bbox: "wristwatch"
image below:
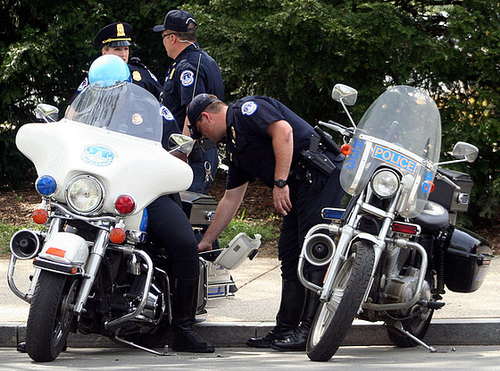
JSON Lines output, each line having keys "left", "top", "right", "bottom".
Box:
{"left": 274, "top": 179, "right": 288, "bottom": 188}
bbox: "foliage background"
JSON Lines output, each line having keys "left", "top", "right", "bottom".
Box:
{"left": 1, "top": 0, "right": 498, "bottom": 227}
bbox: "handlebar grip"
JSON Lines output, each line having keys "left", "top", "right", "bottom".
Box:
{"left": 314, "top": 126, "right": 341, "bottom": 156}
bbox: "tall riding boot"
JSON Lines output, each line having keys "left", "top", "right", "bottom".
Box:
{"left": 271, "top": 271, "right": 324, "bottom": 351}
{"left": 246, "top": 278, "right": 305, "bottom": 348}
{"left": 170, "top": 277, "right": 215, "bottom": 353}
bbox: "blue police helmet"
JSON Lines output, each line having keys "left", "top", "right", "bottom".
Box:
{"left": 88, "top": 54, "right": 131, "bottom": 87}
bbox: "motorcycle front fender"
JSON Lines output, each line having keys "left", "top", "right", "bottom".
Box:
{"left": 37, "top": 232, "right": 89, "bottom": 266}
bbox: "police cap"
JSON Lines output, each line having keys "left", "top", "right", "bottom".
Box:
{"left": 187, "top": 94, "right": 219, "bottom": 139}
{"left": 93, "top": 22, "right": 132, "bottom": 47}
{"left": 153, "top": 10, "right": 197, "bottom": 33}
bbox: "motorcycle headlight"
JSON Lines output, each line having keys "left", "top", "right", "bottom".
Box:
{"left": 65, "top": 175, "right": 104, "bottom": 214}
{"left": 371, "top": 169, "right": 400, "bottom": 199}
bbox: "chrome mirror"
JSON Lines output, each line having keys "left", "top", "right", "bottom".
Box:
{"left": 34, "top": 104, "right": 59, "bottom": 122}
{"left": 331, "top": 84, "right": 358, "bottom": 106}
{"left": 168, "top": 134, "right": 194, "bottom": 154}
{"left": 452, "top": 141, "right": 479, "bottom": 163}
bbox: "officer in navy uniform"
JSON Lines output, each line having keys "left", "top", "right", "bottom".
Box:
{"left": 187, "top": 94, "right": 345, "bottom": 352}
{"left": 154, "top": 10, "right": 224, "bottom": 194}
{"left": 70, "top": 22, "right": 163, "bottom": 102}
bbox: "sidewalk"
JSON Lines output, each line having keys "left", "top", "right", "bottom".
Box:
{"left": 1, "top": 256, "right": 499, "bottom": 348}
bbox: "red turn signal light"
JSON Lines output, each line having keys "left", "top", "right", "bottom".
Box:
{"left": 115, "top": 195, "right": 135, "bottom": 215}
{"left": 32, "top": 209, "right": 49, "bottom": 224}
{"left": 341, "top": 143, "right": 352, "bottom": 156}
{"left": 110, "top": 228, "right": 126, "bottom": 244}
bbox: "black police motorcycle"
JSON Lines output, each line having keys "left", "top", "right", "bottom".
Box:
{"left": 298, "top": 84, "right": 493, "bottom": 361}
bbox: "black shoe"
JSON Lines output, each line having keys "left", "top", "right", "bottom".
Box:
{"left": 271, "top": 327, "right": 308, "bottom": 351}
{"left": 246, "top": 328, "right": 295, "bottom": 348}
{"left": 171, "top": 329, "right": 215, "bottom": 353}
{"left": 17, "top": 341, "right": 26, "bottom": 353}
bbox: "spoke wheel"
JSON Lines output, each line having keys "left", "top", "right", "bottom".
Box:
{"left": 307, "top": 241, "right": 375, "bottom": 362}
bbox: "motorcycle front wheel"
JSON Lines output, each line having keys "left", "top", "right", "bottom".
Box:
{"left": 26, "top": 270, "right": 78, "bottom": 362}
{"left": 307, "top": 241, "right": 375, "bottom": 362}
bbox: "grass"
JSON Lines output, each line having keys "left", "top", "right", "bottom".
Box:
{"left": 0, "top": 223, "right": 25, "bottom": 255}
{"left": 218, "top": 214, "right": 279, "bottom": 248}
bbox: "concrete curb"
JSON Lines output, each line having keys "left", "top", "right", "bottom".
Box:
{"left": 2, "top": 319, "right": 499, "bottom": 349}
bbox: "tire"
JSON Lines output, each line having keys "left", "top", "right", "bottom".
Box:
{"left": 386, "top": 275, "right": 434, "bottom": 347}
{"left": 26, "top": 270, "right": 78, "bottom": 362}
{"left": 307, "top": 241, "right": 375, "bottom": 362}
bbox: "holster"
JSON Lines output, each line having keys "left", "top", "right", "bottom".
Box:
{"left": 189, "top": 138, "right": 217, "bottom": 162}
{"left": 298, "top": 131, "right": 339, "bottom": 176}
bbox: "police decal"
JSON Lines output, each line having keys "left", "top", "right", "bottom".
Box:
{"left": 241, "top": 101, "right": 258, "bottom": 116}
{"left": 180, "top": 70, "right": 195, "bottom": 86}
{"left": 160, "top": 105, "right": 175, "bottom": 121}
{"left": 81, "top": 145, "right": 115, "bottom": 167}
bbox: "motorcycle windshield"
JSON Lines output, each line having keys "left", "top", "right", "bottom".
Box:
{"left": 66, "top": 82, "right": 163, "bottom": 143}
{"left": 340, "top": 85, "right": 442, "bottom": 218}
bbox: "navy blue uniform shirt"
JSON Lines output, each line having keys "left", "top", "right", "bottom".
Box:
{"left": 225, "top": 96, "right": 319, "bottom": 190}
{"left": 162, "top": 43, "right": 225, "bottom": 130}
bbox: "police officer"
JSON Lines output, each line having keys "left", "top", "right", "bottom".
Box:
{"left": 71, "top": 22, "right": 163, "bottom": 102}
{"left": 153, "top": 10, "right": 224, "bottom": 194}
{"left": 188, "top": 94, "right": 345, "bottom": 352}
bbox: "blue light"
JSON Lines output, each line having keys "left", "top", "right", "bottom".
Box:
{"left": 140, "top": 209, "right": 149, "bottom": 232}
{"left": 35, "top": 175, "right": 57, "bottom": 196}
{"left": 322, "top": 208, "right": 344, "bottom": 220}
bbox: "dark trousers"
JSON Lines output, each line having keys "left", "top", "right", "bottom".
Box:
{"left": 146, "top": 195, "right": 200, "bottom": 279}
{"left": 278, "top": 157, "right": 344, "bottom": 280}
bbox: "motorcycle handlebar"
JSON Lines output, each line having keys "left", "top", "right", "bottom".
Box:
{"left": 436, "top": 168, "right": 461, "bottom": 190}
{"left": 318, "top": 120, "right": 354, "bottom": 137}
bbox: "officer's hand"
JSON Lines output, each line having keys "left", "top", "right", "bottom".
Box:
{"left": 273, "top": 185, "right": 292, "bottom": 216}
{"left": 198, "top": 241, "right": 213, "bottom": 252}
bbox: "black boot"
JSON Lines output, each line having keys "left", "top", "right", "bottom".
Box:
{"left": 170, "top": 277, "right": 215, "bottom": 353}
{"left": 271, "top": 271, "right": 324, "bottom": 351}
{"left": 246, "top": 278, "right": 305, "bottom": 348}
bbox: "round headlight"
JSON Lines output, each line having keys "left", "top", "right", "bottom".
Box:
{"left": 371, "top": 169, "right": 400, "bottom": 199}
{"left": 66, "top": 175, "right": 104, "bottom": 214}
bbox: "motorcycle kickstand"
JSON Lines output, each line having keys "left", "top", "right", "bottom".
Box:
{"left": 393, "top": 321, "right": 437, "bottom": 353}
{"left": 113, "top": 335, "right": 173, "bottom": 356}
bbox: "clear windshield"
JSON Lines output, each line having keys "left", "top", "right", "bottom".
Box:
{"left": 65, "top": 82, "right": 163, "bottom": 142}
{"left": 340, "top": 85, "right": 442, "bottom": 218}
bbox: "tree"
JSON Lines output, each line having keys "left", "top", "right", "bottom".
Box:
{"left": 1, "top": 0, "right": 498, "bottom": 226}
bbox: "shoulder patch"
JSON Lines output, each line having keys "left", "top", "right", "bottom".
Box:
{"left": 180, "top": 70, "right": 195, "bottom": 87}
{"left": 160, "top": 105, "right": 175, "bottom": 121}
{"left": 241, "top": 101, "right": 258, "bottom": 116}
{"left": 77, "top": 77, "right": 89, "bottom": 92}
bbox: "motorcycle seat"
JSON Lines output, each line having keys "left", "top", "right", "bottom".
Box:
{"left": 411, "top": 201, "right": 449, "bottom": 234}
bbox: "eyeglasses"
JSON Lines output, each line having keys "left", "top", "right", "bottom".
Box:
{"left": 162, "top": 32, "right": 179, "bottom": 39}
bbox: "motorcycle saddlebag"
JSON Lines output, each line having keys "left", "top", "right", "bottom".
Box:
{"left": 444, "top": 226, "right": 493, "bottom": 293}
{"left": 429, "top": 169, "right": 473, "bottom": 213}
{"left": 180, "top": 191, "right": 217, "bottom": 226}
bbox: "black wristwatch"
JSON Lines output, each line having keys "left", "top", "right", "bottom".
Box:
{"left": 274, "top": 179, "right": 288, "bottom": 188}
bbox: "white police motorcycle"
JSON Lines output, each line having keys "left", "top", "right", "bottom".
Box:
{"left": 298, "top": 84, "right": 492, "bottom": 361}
{"left": 7, "top": 55, "right": 259, "bottom": 362}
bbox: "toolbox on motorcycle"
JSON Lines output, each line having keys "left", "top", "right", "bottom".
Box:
{"left": 444, "top": 226, "right": 493, "bottom": 293}
{"left": 429, "top": 169, "right": 473, "bottom": 213}
{"left": 180, "top": 191, "right": 217, "bottom": 226}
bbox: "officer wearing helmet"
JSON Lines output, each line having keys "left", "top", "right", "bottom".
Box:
{"left": 70, "top": 22, "right": 164, "bottom": 102}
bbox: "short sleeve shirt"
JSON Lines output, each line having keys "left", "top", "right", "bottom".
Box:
{"left": 225, "top": 96, "right": 315, "bottom": 189}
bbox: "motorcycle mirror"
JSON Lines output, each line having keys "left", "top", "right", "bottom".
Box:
{"left": 168, "top": 134, "right": 194, "bottom": 154}
{"left": 332, "top": 84, "right": 358, "bottom": 106}
{"left": 34, "top": 104, "right": 59, "bottom": 122}
{"left": 452, "top": 141, "right": 479, "bottom": 163}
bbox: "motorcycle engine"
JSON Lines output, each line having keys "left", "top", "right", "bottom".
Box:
{"left": 381, "top": 267, "right": 431, "bottom": 317}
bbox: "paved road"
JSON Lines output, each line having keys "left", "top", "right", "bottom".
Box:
{"left": 1, "top": 346, "right": 499, "bottom": 370}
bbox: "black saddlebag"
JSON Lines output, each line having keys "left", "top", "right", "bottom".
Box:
{"left": 444, "top": 226, "right": 493, "bottom": 293}
{"left": 429, "top": 169, "right": 473, "bottom": 213}
{"left": 180, "top": 191, "right": 217, "bottom": 227}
